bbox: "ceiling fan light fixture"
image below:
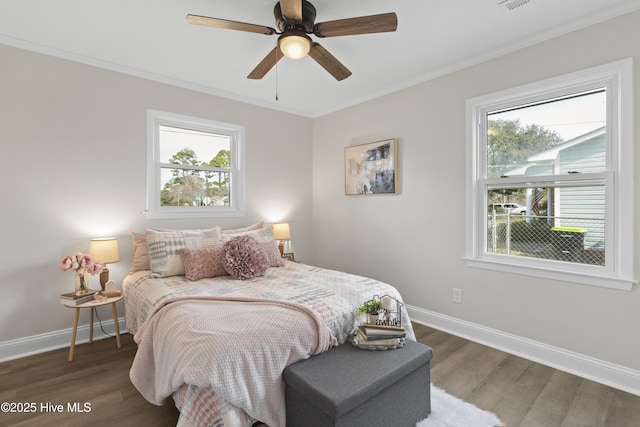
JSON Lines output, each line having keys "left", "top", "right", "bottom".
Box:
{"left": 278, "top": 32, "right": 312, "bottom": 60}
{"left": 189, "top": 2, "right": 398, "bottom": 80}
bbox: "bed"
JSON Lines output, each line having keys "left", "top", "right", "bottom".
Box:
{"left": 124, "top": 224, "right": 415, "bottom": 427}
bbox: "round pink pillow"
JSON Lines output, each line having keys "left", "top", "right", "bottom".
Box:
{"left": 222, "top": 235, "right": 270, "bottom": 280}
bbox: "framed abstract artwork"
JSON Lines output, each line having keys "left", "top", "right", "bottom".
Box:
{"left": 344, "top": 138, "right": 398, "bottom": 195}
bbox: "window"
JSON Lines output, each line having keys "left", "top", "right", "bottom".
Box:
{"left": 465, "top": 59, "right": 634, "bottom": 290}
{"left": 146, "top": 110, "right": 244, "bottom": 219}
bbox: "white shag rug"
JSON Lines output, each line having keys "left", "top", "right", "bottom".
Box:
{"left": 417, "top": 384, "right": 503, "bottom": 427}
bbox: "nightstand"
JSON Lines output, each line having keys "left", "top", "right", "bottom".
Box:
{"left": 62, "top": 295, "right": 123, "bottom": 361}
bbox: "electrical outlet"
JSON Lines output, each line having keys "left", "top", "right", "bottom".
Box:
{"left": 453, "top": 288, "right": 463, "bottom": 304}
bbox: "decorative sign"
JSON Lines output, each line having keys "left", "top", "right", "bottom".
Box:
{"left": 375, "top": 294, "right": 403, "bottom": 327}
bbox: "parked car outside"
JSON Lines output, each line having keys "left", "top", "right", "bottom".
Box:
{"left": 489, "top": 203, "right": 526, "bottom": 215}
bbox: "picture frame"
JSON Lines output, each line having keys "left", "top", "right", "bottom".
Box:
{"left": 344, "top": 138, "right": 398, "bottom": 195}
{"left": 282, "top": 252, "right": 296, "bottom": 262}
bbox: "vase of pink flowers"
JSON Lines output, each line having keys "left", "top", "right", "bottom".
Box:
{"left": 60, "top": 252, "right": 103, "bottom": 295}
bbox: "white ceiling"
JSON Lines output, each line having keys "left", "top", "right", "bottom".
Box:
{"left": 1, "top": 0, "right": 639, "bottom": 117}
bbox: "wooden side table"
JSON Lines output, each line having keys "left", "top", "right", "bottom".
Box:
{"left": 62, "top": 295, "right": 123, "bottom": 361}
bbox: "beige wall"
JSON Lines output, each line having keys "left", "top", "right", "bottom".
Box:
{"left": 1, "top": 7, "right": 639, "bottom": 391}
{"left": 311, "top": 10, "right": 640, "bottom": 372}
{"left": 0, "top": 44, "right": 312, "bottom": 343}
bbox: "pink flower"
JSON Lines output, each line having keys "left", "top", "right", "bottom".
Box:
{"left": 89, "top": 262, "right": 104, "bottom": 275}
{"left": 59, "top": 255, "right": 74, "bottom": 271}
{"left": 59, "top": 251, "right": 103, "bottom": 276}
{"left": 78, "top": 254, "right": 94, "bottom": 268}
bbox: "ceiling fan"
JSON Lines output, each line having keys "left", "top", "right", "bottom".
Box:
{"left": 186, "top": 0, "right": 398, "bottom": 81}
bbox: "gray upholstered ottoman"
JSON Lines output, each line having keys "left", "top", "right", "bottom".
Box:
{"left": 283, "top": 339, "right": 433, "bottom": 427}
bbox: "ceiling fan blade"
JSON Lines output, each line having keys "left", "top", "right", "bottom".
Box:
{"left": 314, "top": 12, "right": 398, "bottom": 38}
{"left": 279, "top": 0, "right": 303, "bottom": 21}
{"left": 308, "top": 43, "right": 352, "bottom": 81}
{"left": 187, "top": 14, "right": 276, "bottom": 35}
{"left": 247, "top": 47, "right": 284, "bottom": 79}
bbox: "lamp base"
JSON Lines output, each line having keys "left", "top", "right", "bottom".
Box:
{"left": 99, "top": 268, "right": 110, "bottom": 291}
{"left": 278, "top": 241, "right": 285, "bottom": 256}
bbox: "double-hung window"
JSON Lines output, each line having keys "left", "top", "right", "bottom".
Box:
{"left": 146, "top": 110, "right": 245, "bottom": 219}
{"left": 465, "top": 59, "right": 634, "bottom": 290}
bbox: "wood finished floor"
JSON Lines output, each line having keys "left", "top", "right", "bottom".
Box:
{"left": 1, "top": 323, "right": 639, "bottom": 426}
{"left": 415, "top": 324, "right": 640, "bottom": 427}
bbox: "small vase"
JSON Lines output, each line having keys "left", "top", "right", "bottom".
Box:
{"left": 75, "top": 272, "right": 89, "bottom": 295}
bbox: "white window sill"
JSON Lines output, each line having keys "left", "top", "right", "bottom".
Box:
{"left": 464, "top": 257, "right": 635, "bottom": 291}
{"left": 144, "top": 209, "right": 245, "bottom": 220}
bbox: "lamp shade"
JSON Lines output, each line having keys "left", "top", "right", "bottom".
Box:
{"left": 278, "top": 33, "right": 312, "bottom": 60}
{"left": 272, "top": 223, "right": 291, "bottom": 240}
{"left": 89, "top": 238, "right": 120, "bottom": 264}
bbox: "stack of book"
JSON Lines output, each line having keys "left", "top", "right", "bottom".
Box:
{"left": 356, "top": 324, "right": 406, "bottom": 347}
{"left": 60, "top": 290, "right": 97, "bottom": 306}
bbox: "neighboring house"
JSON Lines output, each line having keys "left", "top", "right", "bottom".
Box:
{"left": 510, "top": 127, "right": 606, "bottom": 253}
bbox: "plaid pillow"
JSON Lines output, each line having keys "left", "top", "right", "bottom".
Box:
{"left": 146, "top": 227, "right": 221, "bottom": 278}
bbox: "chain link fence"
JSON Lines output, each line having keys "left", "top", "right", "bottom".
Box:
{"left": 487, "top": 213, "right": 605, "bottom": 266}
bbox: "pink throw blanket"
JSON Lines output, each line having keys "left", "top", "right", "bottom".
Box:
{"left": 130, "top": 297, "right": 332, "bottom": 427}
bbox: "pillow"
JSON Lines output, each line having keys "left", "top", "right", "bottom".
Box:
{"left": 221, "top": 226, "right": 283, "bottom": 267}
{"left": 130, "top": 232, "right": 151, "bottom": 273}
{"left": 146, "top": 227, "right": 222, "bottom": 278}
{"left": 130, "top": 227, "right": 210, "bottom": 273}
{"left": 221, "top": 221, "right": 265, "bottom": 234}
{"left": 222, "top": 235, "right": 270, "bottom": 280}
{"left": 254, "top": 236, "right": 285, "bottom": 267}
{"left": 221, "top": 223, "right": 274, "bottom": 240}
{"left": 180, "top": 246, "right": 227, "bottom": 281}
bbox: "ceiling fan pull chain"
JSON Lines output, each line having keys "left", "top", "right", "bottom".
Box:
{"left": 275, "top": 55, "right": 279, "bottom": 101}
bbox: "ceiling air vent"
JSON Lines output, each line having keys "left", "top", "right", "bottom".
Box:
{"left": 498, "top": 0, "right": 530, "bottom": 10}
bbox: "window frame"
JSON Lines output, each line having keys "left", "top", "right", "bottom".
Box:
{"left": 146, "top": 109, "right": 245, "bottom": 219}
{"left": 465, "top": 59, "right": 634, "bottom": 291}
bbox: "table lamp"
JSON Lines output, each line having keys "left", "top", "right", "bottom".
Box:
{"left": 89, "top": 237, "right": 120, "bottom": 290}
{"left": 272, "top": 223, "right": 291, "bottom": 256}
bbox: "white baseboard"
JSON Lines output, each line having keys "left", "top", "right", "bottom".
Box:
{"left": 0, "top": 317, "right": 127, "bottom": 363}
{"left": 407, "top": 305, "right": 640, "bottom": 397}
